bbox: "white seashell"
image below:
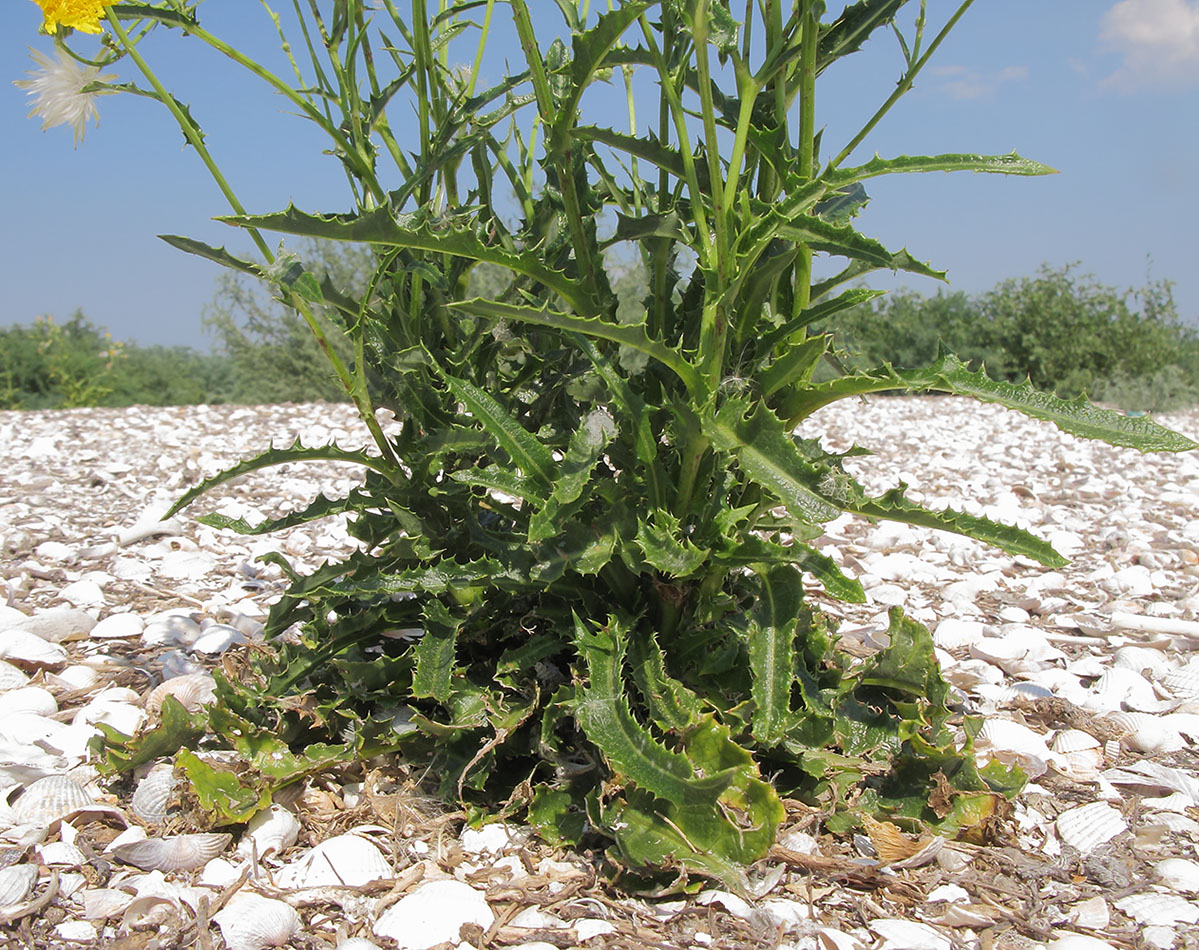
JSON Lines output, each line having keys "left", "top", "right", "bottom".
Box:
{"left": 1067, "top": 895, "right": 1110, "bottom": 930}
{"left": 0, "top": 740, "right": 69, "bottom": 786}
{"left": 974, "top": 719, "right": 1054, "bottom": 777}
{"left": 145, "top": 673, "right": 217, "bottom": 714}
{"left": 336, "top": 940, "right": 383, "bottom": 950}
{"left": 1055, "top": 802, "right": 1127, "bottom": 854}
{"left": 1163, "top": 663, "right": 1199, "bottom": 700}
{"left": 190, "top": 623, "right": 246, "bottom": 655}
{"left": 867, "top": 918, "right": 952, "bottom": 950}
{"left": 237, "top": 804, "right": 301, "bottom": 861}
{"left": 0, "top": 659, "right": 30, "bottom": 690}
{"left": 4, "top": 607, "right": 95, "bottom": 643}
{"left": 90, "top": 613, "right": 144, "bottom": 639}
{"left": 1103, "top": 711, "right": 1185, "bottom": 754}
{"left": 968, "top": 636, "right": 1037, "bottom": 674}
{"left": 72, "top": 697, "right": 145, "bottom": 736}
{"left": 275, "top": 832, "right": 393, "bottom": 888}
{"left": 0, "top": 686, "right": 57, "bottom": 718}
{"left": 37, "top": 840, "right": 87, "bottom": 866}
{"left": 0, "top": 629, "right": 68, "bottom": 668}
{"left": 1090, "top": 668, "right": 1173, "bottom": 713}
{"left": 214, "top": 892, "right": 301, "bottom": 950}
{"left": 1154, "top": 858, "right": 1199, "bottom": 894}
{"left": 1112, "top": 645, "right": 1170, "bottom": 679}
{"left": 158, "top": 650, "right": 207, "bottom": 679}
{"left": 373, "top": 879, "right": 495, "bottom": 948}
{"left": 459, "top": 822, "right": 526, "bottom": 855}
{"left": 81, "top": 887, "right": 135, "bottom": 920}
{"left": 47, "top": 664, "right": 99, "bottom": 691}
{"left": 12, "top": 774, "right": 95, "bottom": 826}
{"left": 0, "top": 864, "right": 38, "bottom": 906}
{"left": 112, "top": 832, "right": 232, "bottom": 871}
{"left": 130, "top": 764, "right": 178, "bottom": 826}
{"left": 1114, "top": 891, "right": 1199, "bottom": 925}
{"left": 1046, "top": 936, "right": 1119, "bottom": 950}
{"left": 0, "top": 713, "right": 66, "bottom": 746}
{"left": 141, "top": 614, "right": 202, "bottom": 648}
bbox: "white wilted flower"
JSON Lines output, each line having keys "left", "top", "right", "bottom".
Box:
{"left": 14, "top": 46, "right": 116, "bottom": 147}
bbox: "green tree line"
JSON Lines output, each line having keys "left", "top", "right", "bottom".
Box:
{"left": 4, "top": 260, "right": 1197, "bottom": 412}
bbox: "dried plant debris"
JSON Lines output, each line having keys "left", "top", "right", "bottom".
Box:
{"left": 2, "top": 399, "right": 1199, "bottom": 947}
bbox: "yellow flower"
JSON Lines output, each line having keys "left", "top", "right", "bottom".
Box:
{"left": 31, "top": 0, "right": 110, "bottom": 35}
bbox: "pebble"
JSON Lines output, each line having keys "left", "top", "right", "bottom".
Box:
{"left": 0, "top": 398, "right": 1196, "bottom": 947}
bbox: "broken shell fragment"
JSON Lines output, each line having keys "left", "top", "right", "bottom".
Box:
{"left": 130, "top": 764, "right": 179, "bottom": 826}
{"left": 237, "top": 804, "right": 301, "bottom": 862}
{"left": 1154, "top": 857, "right": 1199, "bottom": 894}
{"left": 275, "top": 832, "right": 393, "bottom": 889}
{"left": 11, "top": 774, "right": 95, "bottom": 826}
{"left": 111, "top": 832, "right": 232, "bottom": 871}
{"left": 0, "top": 864, "right": 38, "bottom": 907}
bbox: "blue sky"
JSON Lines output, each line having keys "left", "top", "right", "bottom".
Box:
{"left": 3, "top": 1, "right": 1198, "bottom": 350}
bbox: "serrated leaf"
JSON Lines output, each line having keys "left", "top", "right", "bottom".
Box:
{"left": 412, "top": 600, "right": 461, "bottom": 703}
{"left": 627, "top": 628, "right": 705, "bottom": 733}
{"left": 635, "top": 509, "right": 709, "bottom": 577}
{"left": 175, "top": 748, "right": 271, "bottom": 825}
{"left": 792, "top": 544, "right": 866, "bottom": 603}
{"left": 217, "top": 204, "right": 597, "bottom": 317}
{"left": 90, "top": 696, "right": 206, "bottom": 775}
{"left": 747, "top": 566, "right": 802, "bottom": 746}
{"left": 829, "top": 151, "right": 1059, "bottom": 185}
{"left": 198, "top": 490, "right": 370, "bottom": 536}
{"left": 451, "top": 465, "right": 548, "bottom": 506}
{"left": 705, "top": 399, "right": 840, "bottom": 524}
{"left": 818, "top": 0, "right": 905, "bottom": 69}
{"left": 166, "top": 438, "right": 394, "bottom": 519}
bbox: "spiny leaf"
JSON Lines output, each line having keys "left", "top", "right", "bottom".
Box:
{"left": 829, "top": 151, "right": 1059, "bottom": 185}
{"left": 197, "top": 490, "right": 371, "bottom": 536}
{"left": 704, "top": 399, "right": 841, "bottom": 524}
{"left": 412, "top": 601, "right": 462, "bottom": 703}
{"left": 217, "top": 204, "right": 597, "bottom": 316}
{"left": 635, "top": 509, "right": 710, "bottom": 577}
{"left": 165, "top": 439, "right": 394, "bottom": 519}
{"left": 451, "top": 465, "right": 549, "bottom": 506}
{"left": 818, "top": 0, "right": 906, "bottom": 70}
{"left": 436, "top": 368, "right": 557, "bottom": 489}
{"left": 626, "top": 628, "right": 705, "bottom": 733}
{"left": 451, "top": 297, "right": 703, "bottom": 395}
{"left": 747, "top": 566, "right": 802, "bottom": 746}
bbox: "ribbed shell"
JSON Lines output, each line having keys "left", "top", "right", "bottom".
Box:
{"left": 144, "top": 673, "right": 217, "bottom": 714}
{"left": 213, "top": 892, "right": 301, "bottom": 950}
{"left": 130, "top": 764, "right": 178, "bottom": 825}
{"left": 275, "top": 833, "right": 393, "bottom": 889}
{"left": 111, "top": 832, "right": 232, "bottom": 871}
{"left": 1055, "top": 802, "right": 1127, "bottom": 854}
{"left": 12, "top": 774, "right": 95, "bottom": 826}
{"left": 0, "top": 864, "right": 37, "bottom": 906}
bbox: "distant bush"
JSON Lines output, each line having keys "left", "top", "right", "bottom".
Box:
{"left": 820, "top": 263, "right": 1199, "bottom": 411}
{"left": 0, "top": 311, "right": 124, "bottom": 409}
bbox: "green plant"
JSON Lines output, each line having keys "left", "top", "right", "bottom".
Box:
{"left": 0, "top": 311, "right": 124, "bottom": 409}
{"left": 32, "top": 1, "right": 1195, "bottom": 890}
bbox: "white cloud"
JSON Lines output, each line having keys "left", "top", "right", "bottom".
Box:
{"left": 925, "top": 64, "right": 1029, "bottom": 100}
{"left": 1100, "top": 0, "right": 1199, "bottom": 89}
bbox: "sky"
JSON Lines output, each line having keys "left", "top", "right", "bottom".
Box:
{"left": 2, "top": 0, "right": 1198, "bottom": 351}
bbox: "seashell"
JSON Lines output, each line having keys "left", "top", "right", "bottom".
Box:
{"left": 373, "top": 879, "right": 495, "bottom": 947}
{"left": 275, "top": 833, "right": 393, "bottom": 889}
{"left": 90, "top": 613, "right": 144, "bottom": 639}
{"left": 1112, "top": 645, "right": 1170, "bottom": 679}
{"left": 867, "top": 918, "right": 953, "bottom": 950}
{"left": 81, "top": 887, "right": 135, "bottom": 920}
{"left": 1051, "top": 729, "right": 1101, "bottom": 753}
{"left": 1154, "top": 857, "right": 1199, "bottom": 894}
{"left": 974, "top": 718, "right": 1054, "bottom": 778}
{"left": 11, "top": 774, "right": 95, "bottom": 826}
{"left": 0, "top": 659, "right": 30, "bottom": 690}
{"left": 5, "top": 606, "right": 94, "bottom": 643}
{"left": 130, "top": 764, "right": 178, "bottom": 826}
{"left": 237, "top": 804, "right": 301, "bottom": 861}
{"left": 37, "top": 840, "right": 87, "bottom": 866}
{"left": 145, "top": 673, "right": 217, "bottom": 714}
{"left": 214, "top": 892, "right": 301, "bottom": 950}
{"left": 0, "top": 864, "right": 38, "bottom": 907}
{"left": 968, "top": 636, "right": 1037, "bottom": 675}
{"left": 140, "top": 614, "right": 201, "bottom": 648}
{"left": 1055, "top": 801, "right": 1127, "bottom": 854}
{"left": 1067, "top": 895, "right": 1110, "bottom": 931}
{"left": 1046, "top": 936, "right": 1119, "bottom": 950}
{"left": 190, "top": 623, "right": 246, "bottom": 655}
{"left": 1103, "top": 711, "right": 1185, "bottom": 754}
{"left": 0, "top": 686, "right": 57, "bottom": 718}
{"left": 111, "top": 832, "right": 232, "bottom": 871}
{"left": 158, "top": 650, "right": 206, "bottom": 679}
{"left": 0, "top": 740, "right": 69, "bottom": 786}
{"left": 1114, "top": 891, "right": 1199, "bottom": 925}
{"left": 0, "top": 629, "right": 68, "bottom": 668}
{"left": 1050, "top": 729, "right": 1104, "bottom": 781}
{"left": 336, "top": 940, "right": 383, "bottom": 950}
{"left": 72, "top": 696, "right": 145, "bottom": 736}
{"left": 0, "top": 713, "right": 66, "bottom": 747}
{"left": 47, "top": 664, "right": 99, "bottom": 691}
{"left": 1163, "top": 663, "right": 1199, "bottom": 701}
{"left": 1090, "top": 668, "right": 1173, "bottom": 713}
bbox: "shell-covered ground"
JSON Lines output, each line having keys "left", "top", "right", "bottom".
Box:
{"left": 2, "top": 397, "right": 1198, "bottom": 950}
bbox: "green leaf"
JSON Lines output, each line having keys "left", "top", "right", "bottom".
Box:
{"left": 197, "top": 490, "right": 371, "bottom": 536}
{"left": 175, "top": 749, "right": 272, "bottom": 825}
{"left": 626, "top": 628, "right": 705, "bottom": 733}
{"left": 217, "top": 204, "right": 597, "bottom": 317}
{"left": 90, "top": 696, "right": 206, "bottom": 775}
{"left": 792, "top": 544, "right": 866, "bottom": 603}
{"left": 829, "top": 151, "right": 1059, "bottom": 185}
{"left": 435, "top": 367, "right": 556, "bottom": 489}
{"left": 818, "top": 0, "right": 905, "bottom": 70}
{"left": 529, "top": 409, "right": 618, "bottom": 542}
{"left": 165, "top": 438, "right": 394, "bottom": 519}
{"left": 635, "top": 509, "right": 709, "bottom": 577}
{"left": 451, "top": 465, "right": 549, "bottom": 507}
{"left": 451, "top": 297, "right": 703, "bottom": 395}
{"left": 411, "top": 600, "right": 462, "bottom": 703}
{"left": 705, "top": 399, "right": 841, "bottom": 524}
{"left": 747, "top": 566, "right": 802, "bottom": 746}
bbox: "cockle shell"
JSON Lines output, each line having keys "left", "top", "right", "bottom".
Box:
{"left": 190, "top": 623, "right": 246, "bottom": 655}
{"left": 11, "top": 774, "right": 95, "bottom": 826}
{"left": 111, "top": 832, "right": 232, "bottom": 871}
{"left": 1154, "top": 858, "right": 1199, "bottom": 894}
{"left": 373, "top": 879, "right": 495, "bottom": 948}
{"left": 81, "top": 887, "right": 135, "bottom": 920}
{"left": 47, "top": 664, "right": 99, "bottom": 691}
{"left": 140, "top": 613, "right": 201, "bottom": 648}
{"left": 974, "top": 719, "right": 1054, "bottom": 777}
{"left": 90, "top": 612, "right": 144, "bottom": 639}
{"left": 0, "top": 659, "right": 30, "bottom": 690}
{"left": 1050, "top": 729, "right": 1104, "bottom": 781}
{"left": 237, "top": 804, "right": 301, "bottom": 861}
{"left": 1113, "top": 891, "right": 1199, "bottom": 925}
{"left": 1103, "top": 711, "right": 1184, "bottom": 754}
{"left": 1055, "top": 802, "right": 1127, "bottom": 854}
{"left": 0, "top": 629, "right": 68, "bottom": 668}
{"left": 144, "top": 673, "right": 217, "bottom": 714}
{"left": 1162, "top": 663, "right": 1199, "bottom": 701}
{"left": 130, "top": 764, "right": 178, "bottom": 826}
{"left": 0, "top": 686, "right": 57, "bottom": 718}
{"left": 1112, "top": 645, "right": 1170, "bottom": 679}
{"left": 0, "top": 864, "right": 38, "bottom": 907}
{"left": 275, "top": 832, "right": 393, "bottom": 889}
{"left": 213, "top": 892, "right": 301, "bottom": 950}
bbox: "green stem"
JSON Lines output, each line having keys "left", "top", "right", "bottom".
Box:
{"left": 829, "top": 0, "right": 976, "bottom": 170}
{"left": 793, "top": 7, "right": 818, "bottom": 316}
